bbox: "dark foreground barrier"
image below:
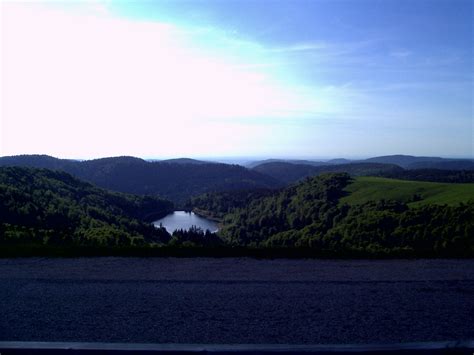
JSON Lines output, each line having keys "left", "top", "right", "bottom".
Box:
{"left": 0, "top": 341, "right": 473, "bottom": 354}
{"left": 3, "top": 245, "right": 474, "bottom": 258}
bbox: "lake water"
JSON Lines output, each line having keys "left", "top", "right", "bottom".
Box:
{"left": 153, "top": 211, "right": 219, "bottom": 233}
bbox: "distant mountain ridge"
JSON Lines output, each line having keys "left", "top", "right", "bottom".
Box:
{"left": 252, "top": 162, "right": 404, "bottom": 184}
{"left": 160, "top": 158, "right": 213, "bottom": 165}
{"left": 245, "top": 159, "right": 327, "bottom": 169}
{"left": 406, "top": 160, "right": 474, "bottom": 170}
{"left": 247, "top": 154, "right": 473, "bottom": 170}
{"left": 362, "top": 154, "right": 445, "bottom": 167}
{"left": 0, "top": 155, "right": 281, "bottom": 204}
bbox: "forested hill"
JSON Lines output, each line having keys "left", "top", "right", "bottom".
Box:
{"left": 252, "top": 162, "right": 403, "bottom": 184}
{"left": 252, "top": 161, "right": 474, "bottom": 184}
{"left": 0, "top": 155, "right": 281, "bottom": 204}
{"left": 0, "top": 167, "right": 173, "bottom": 247}
{"left": 214, "top": 174, "right": 473, "bottom": 256}
{"left": 186, "top": 188, "right": 277, "bottom": 220}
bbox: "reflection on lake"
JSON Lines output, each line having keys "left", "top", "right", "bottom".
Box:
{"left": 153, "top": 211, "right": 219, "bottom": 233}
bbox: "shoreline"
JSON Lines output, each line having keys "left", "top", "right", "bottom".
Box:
{"left": 191, "top": 208, "right": 223, "bottom": 223}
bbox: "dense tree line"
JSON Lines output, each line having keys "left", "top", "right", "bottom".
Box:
{"left": 169, "top": 226, "right": 224, "bottom": 247}
{"left": 219, "top": 173, "right": 351, "bottom": 246}
{"left": 185, "top": 188, "right": 277, "bottom": 220}
{"left": 377, "top": 169, "right": 474, "bottom": 183}
{"left": 406, "top": 160, "right": 474, "bottom": 170}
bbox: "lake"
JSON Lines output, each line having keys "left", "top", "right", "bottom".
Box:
{"left": 153, "top": 210, "right": 219, "bottom": 233}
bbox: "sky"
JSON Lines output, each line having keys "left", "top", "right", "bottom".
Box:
{"left": 1, "top": 0, "right": 472, "bottom": 159}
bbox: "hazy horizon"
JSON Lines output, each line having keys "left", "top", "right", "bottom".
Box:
{"left": 1, "top": 152, "right": 473, "bottom": 163}
{"left": 1, "top": 0, "right": 472, "bottom": 158}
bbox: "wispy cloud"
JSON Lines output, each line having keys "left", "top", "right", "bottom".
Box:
{"left": 268, "top": 41, "right": 329, "bottom": 53}
{"left": 1, "top": 3, "right": 343, "bottom": 157}
{"left": 390, "top": 50, "right": 412, "bottom": 58}
{"left": 3, "top": 1, "right": 470, "bottom": 158}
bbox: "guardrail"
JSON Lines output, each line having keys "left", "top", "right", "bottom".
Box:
{"left": 0, "top": 340, "right": 473, "bottom": 354}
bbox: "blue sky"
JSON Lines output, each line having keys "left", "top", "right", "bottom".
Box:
{"left": 1, "top": 0, "right": 472, "bottom": 159}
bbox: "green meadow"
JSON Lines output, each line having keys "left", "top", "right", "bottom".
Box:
{"left": 341, "top": 177, "right": 474, "bottom": 207}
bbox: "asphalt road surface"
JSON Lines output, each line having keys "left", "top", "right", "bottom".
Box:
{"left": 0, "top": 258, "right": 473, "bottom": 344}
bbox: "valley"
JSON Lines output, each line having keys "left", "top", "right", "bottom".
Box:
{"left": 1, "top": 154, "right": 473, "bottom": 257}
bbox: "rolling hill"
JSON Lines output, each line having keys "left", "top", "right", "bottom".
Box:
{"left": 362, "top": 154, "right": 445, "bottom": 167}
{"left": 363, "top": 155, "right": 473, "bottom": 169}
{"left": 245, "top": 159, "right": 327, "bottom": 169}
{"left": 406, "top": 160, "right": 474, "bottom": 170}
{"left": 216, "top": 173, "right": 473, "bottom": 255}
{"left": 340, "top": 177, "right": 474, "bottom": 207}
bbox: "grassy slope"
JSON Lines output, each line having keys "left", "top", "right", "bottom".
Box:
{"left": 341, "top": 176, "right": 474, "bottom": 207}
